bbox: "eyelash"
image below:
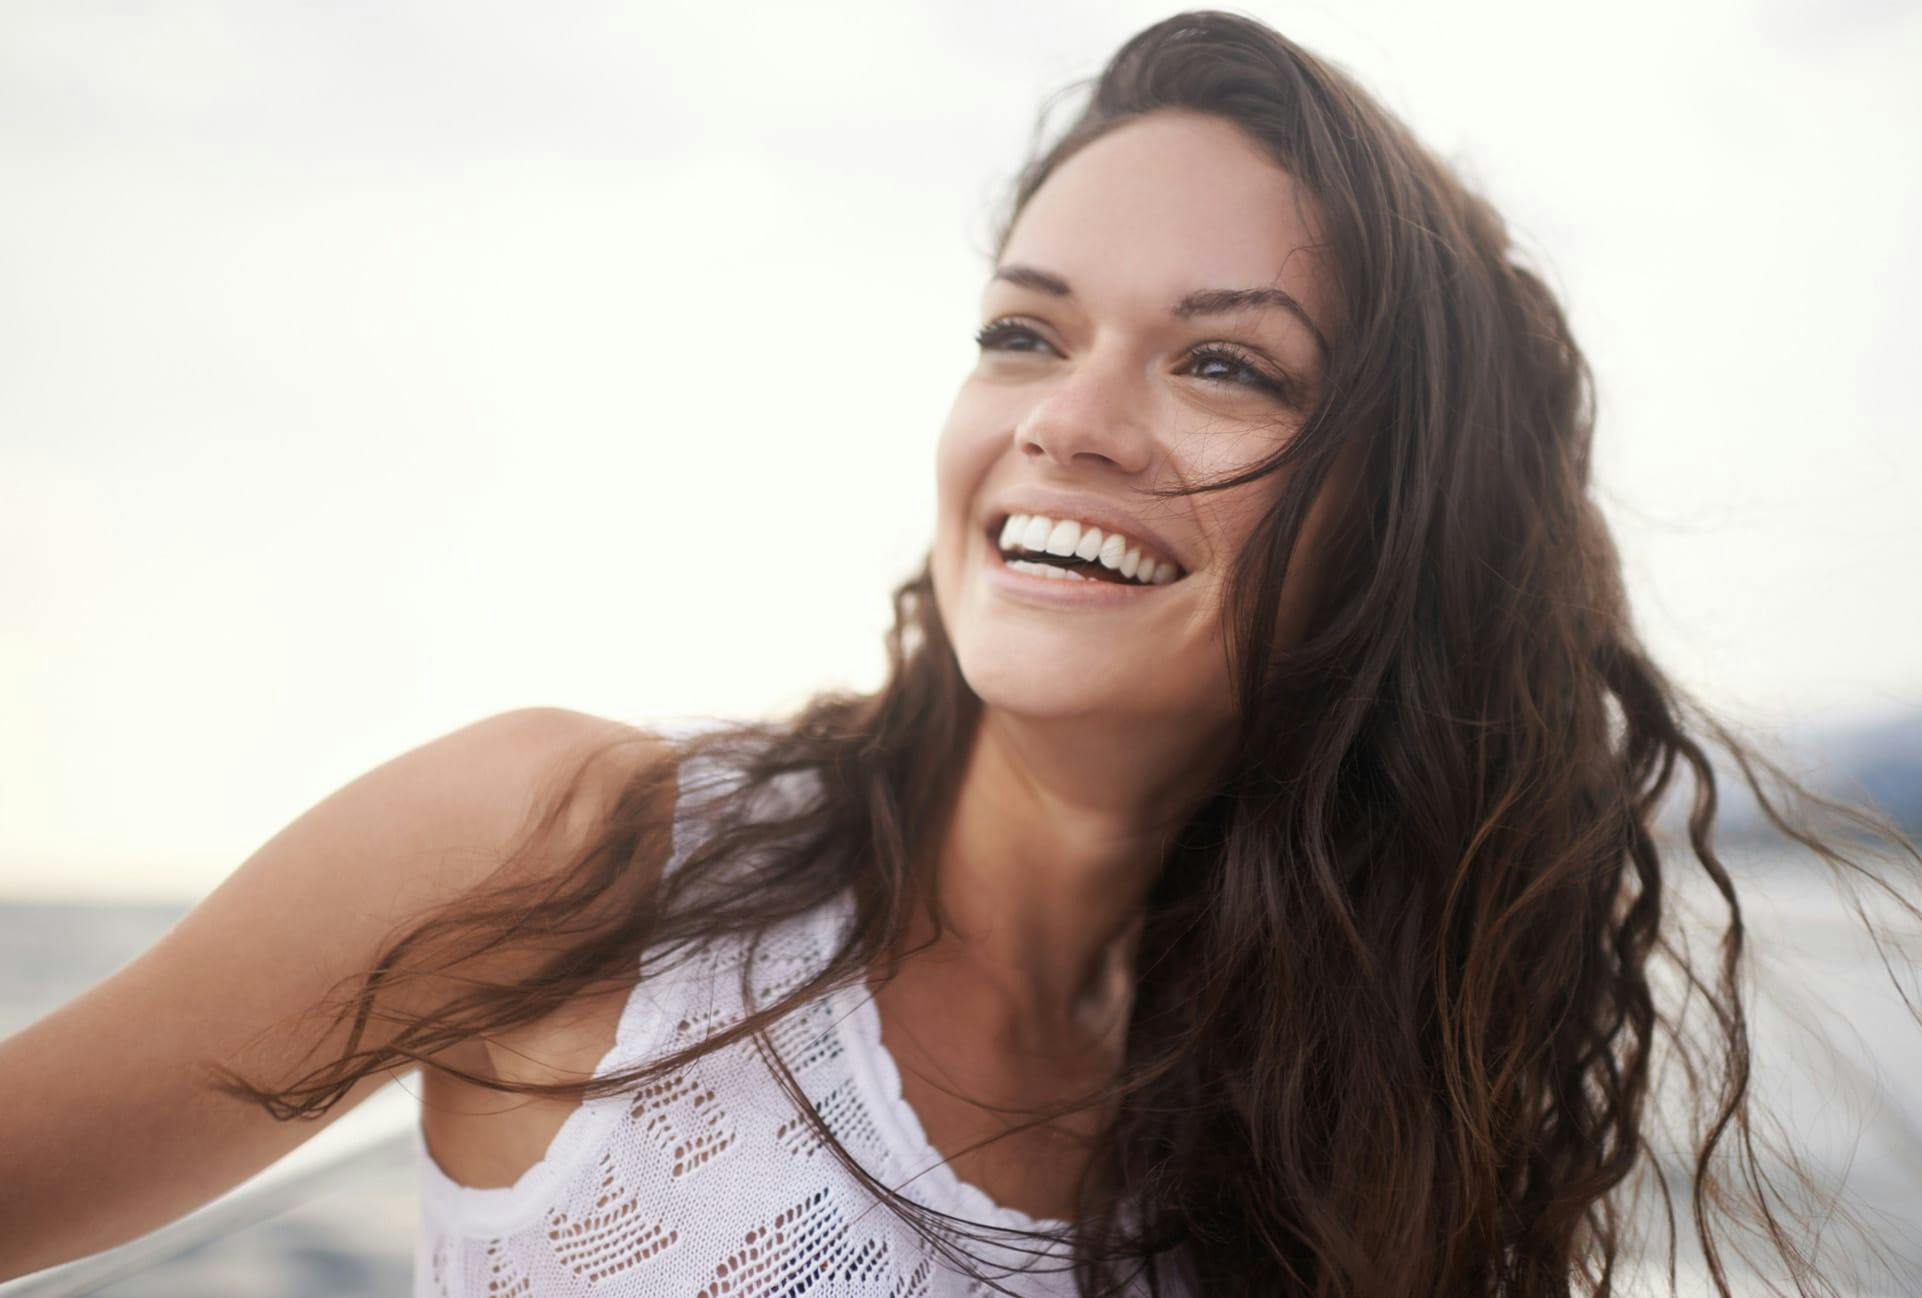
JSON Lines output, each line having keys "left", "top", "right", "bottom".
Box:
{"left": 971, "top": 317, "right": 1296, "bottom": 404}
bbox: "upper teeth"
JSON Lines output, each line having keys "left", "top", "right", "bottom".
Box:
{"left": 995, "top": 513, "right": 1182, "bottom": 585}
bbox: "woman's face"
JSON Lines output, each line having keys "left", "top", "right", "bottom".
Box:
{"left": 932, "top": 109, "right": 1342, "bottom": 733}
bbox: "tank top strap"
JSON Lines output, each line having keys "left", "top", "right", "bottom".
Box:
{"left": 413, "top": 715, "right": 820, "bottom": 1241}
{"left": 592, "top": 717, "right": 833, "bottom": 1080}
{"left": 649, "top": 716, "right": 749, "bottom": 879}
{"left": 646, "top": 716, "right": 818, "bottom": 889}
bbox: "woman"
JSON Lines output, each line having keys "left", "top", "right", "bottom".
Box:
{"left": 3, "top": 10, "right": 1914, "bottom": 1296}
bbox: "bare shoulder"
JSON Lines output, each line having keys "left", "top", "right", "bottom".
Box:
{"left": 0, "top": 706, "right": 682, "bottom": 1277}
{"left": 406, "top": 708, "right": 691, "bottom": 1189}
{"left": 387, "top": 705, "right": 687, "bottom": 990}
{"left": 231, "top": 705, "right": 680, "bottom": 963}
{"left": 380, "top": 705, "right": 674, "bottom": 861}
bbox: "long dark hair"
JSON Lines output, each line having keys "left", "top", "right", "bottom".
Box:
{"left": 216, "top": 11, "right": 1920, "bottom": 1295}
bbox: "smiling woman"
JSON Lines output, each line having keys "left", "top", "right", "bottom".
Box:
{"left": 934, "top": 107, "right": 1347, "bottom": 738}
{"left": 4, "top": 9, "right": 1919, "bottom": 1298}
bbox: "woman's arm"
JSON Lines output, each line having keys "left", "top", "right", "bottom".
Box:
{"left": 0, "top": 706, "right": 665, "bottom": 1279}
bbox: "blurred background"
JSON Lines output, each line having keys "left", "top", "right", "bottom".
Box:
{"left": 3, "top": 0, "right": 1917, "bottom": 1293}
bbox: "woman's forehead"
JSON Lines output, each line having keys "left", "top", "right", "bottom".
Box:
{"left": 997, "top": 111, "right": 1338, "bottom": 350}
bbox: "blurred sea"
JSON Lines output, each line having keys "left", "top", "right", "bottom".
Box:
{"left": 3, "top": 845, "right": 1920, "bottom": 1295}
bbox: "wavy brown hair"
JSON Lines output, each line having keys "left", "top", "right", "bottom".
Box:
{"left": 214, "top": 11, "right": 1921, "bottom": 1296}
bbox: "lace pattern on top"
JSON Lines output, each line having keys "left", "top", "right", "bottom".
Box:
{"left": 411, "top": 718, "right": 1137, "bottom": 1297}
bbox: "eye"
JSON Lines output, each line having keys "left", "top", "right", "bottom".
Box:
{"left": 973, "top": 317, "right": 1297, "bottom": 405}
{"left": 973, "top": 318, "right": 1051, "bottom": 353}
{"left": 1179, "top": 345, "right": 1296, "bottom": 404}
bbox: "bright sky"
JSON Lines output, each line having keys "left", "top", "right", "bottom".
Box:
{"left": 3, "top": 0, "right": 1917, "bottom": 901}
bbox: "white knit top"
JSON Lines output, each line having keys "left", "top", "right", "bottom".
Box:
{"left": 410, "top": 721, "right": 1164, "bottom": 1298}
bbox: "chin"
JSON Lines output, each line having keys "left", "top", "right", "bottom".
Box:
{"left": 953, "top": 644, "right": 1152, "bottom": 721}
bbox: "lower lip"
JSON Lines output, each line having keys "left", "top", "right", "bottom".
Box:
{"left": 981, "top": 534, "right": 1185, "bottom": 608}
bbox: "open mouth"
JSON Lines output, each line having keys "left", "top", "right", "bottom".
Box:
{"left": 986, "top": 513, "right": 1187, "bottom": 587}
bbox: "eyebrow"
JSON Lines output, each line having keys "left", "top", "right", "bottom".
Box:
{"left": 989, "top": 262, "right": 1330, "bottom": 361}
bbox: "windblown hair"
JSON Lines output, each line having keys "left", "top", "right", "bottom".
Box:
{"left": 215, "top": 11, "right": 1920, "bottom": 1296}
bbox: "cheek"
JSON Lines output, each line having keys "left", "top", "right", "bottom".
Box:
{"left": 932, "top": 421, "right": 969, "bottom": 524}
{"left": 929, "top": 408, "right": 991, "bottom": 622}
{"left": 1179, "top": 452, "right": 1304, "bottom": 637}
{"left": 1190, "top": 449, "right": 1290, "bottom": 580}
{"left": 932, "top": 397, "right": 1003, "bottom": 545}
{"left": 1203, "top": 460, "right": 1349, "bottom": 651}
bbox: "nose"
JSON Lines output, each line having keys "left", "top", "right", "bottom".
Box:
{"left": 1012, "top": 345, "right": 1156, "bottom": 475}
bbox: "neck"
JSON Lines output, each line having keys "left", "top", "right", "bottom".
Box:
{"left": 901, "top": 705, "right": 1226, "bottom": 1045}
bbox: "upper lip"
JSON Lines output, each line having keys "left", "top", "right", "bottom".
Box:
{"left": 985, "top": 491, "right": 1191, "bottom": 574}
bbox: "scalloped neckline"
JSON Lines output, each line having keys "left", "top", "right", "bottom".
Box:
{"left": 823, "top": 890, "right": 1076, "bottom": 1239}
